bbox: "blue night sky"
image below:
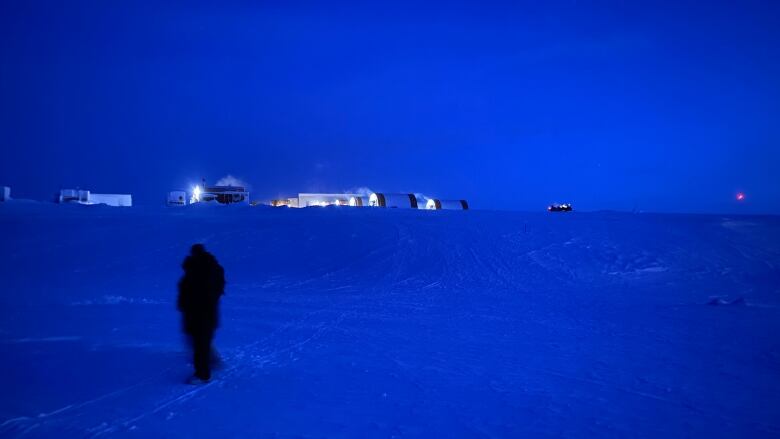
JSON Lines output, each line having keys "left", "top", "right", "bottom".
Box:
{"left": 1, "top": 1, "right": 779, "bottom": 213}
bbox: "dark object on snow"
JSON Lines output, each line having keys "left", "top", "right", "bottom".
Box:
{"left": 178, "top": 243, "right": 225, "bottom": 381}
{"left": 707, "top": 296, "right": 746, "bottom": 306}
{"left": 548, "top": 203, "right": 573, "bottom": 212}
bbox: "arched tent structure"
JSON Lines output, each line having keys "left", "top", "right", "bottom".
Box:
{"left": 369, "top": 193, "right": 418, "bottom": 209}
{"left": 425, "top": 199, "right": 469, "bottom": 210}
{"left": 349, "top": 196, "right": 369, "bottom": 207}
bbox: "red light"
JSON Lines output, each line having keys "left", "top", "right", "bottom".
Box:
{"left": 736, "top": 192, "right": 745, "bottom": 201}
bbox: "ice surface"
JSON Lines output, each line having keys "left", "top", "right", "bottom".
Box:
{"left": 0, "top": 202, "right": 779, "bottom": 438}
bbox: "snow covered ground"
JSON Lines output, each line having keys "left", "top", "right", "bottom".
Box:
{"left": 1, "top": 202, "right": 779, "bottom": 438}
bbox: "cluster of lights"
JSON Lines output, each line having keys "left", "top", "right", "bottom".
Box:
{"left": 191, "top": 185, "right": 202, "bottom": 204}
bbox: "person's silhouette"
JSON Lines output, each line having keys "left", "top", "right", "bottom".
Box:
{"left": 177, "top": 244, "right": 225, "bottom": 382}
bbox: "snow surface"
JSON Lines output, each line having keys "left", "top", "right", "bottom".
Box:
{"left": 1, "top": 202, "right": 779, "bottom": 438}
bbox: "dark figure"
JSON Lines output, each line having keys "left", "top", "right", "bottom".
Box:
{"left": 177, "top": 244, "right": 225, "bottom": 382}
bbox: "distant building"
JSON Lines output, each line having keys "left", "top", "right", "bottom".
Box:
{"left": 0, "top": 186, "right": 9, "bottom": 202}
{"left": 292, "top": 193, "right": 359, "bottom": 208}
{"left": 59, "top": 189, "right": 132, "bottom": 207}
{"left": 269, "top": 192, "right": 471, "bottom": 211}
{"left": 196, "top": 185, "right": 249, "bottom": 205}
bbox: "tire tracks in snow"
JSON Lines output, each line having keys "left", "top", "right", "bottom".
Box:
{"left": 87, "top": 307, "right": 352, "bottom": 437}
{"left": 0, "top": 301, "right": 352, "bottom": 438}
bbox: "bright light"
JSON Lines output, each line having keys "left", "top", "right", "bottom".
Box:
{"left": 191, "top": 185, "right": 202, "bottom": 204}
{"left": 736, "top": 192, "right": 745, "bottom": 201}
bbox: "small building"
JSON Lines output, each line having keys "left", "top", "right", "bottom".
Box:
{"left": 59, "top": 189, "right": 86, "bottom": 203}
{"left": 59, "top": 189, "right": 132, "bottom": 207}
{"left": 425, "top": 199, "right": 469, "bottom": 210}
{"left": 167, "top": 191, "right": 187, "bottom": 206}
{"left": 369, "top": 193, "right": 418, "bottom": 208}
{"left": 0, "top": 186, "right": 9, "bottom": 202}
{"left": 197, "top": 185, "right": 249, "bottom": 205}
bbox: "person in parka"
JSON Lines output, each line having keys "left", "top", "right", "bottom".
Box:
{"left": 177, "top": 243, "right": 225, "bottom": 382}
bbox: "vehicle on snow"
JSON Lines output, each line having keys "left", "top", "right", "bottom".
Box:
{"left": 548, "top": 203, "right": 573, "bottom": 212}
